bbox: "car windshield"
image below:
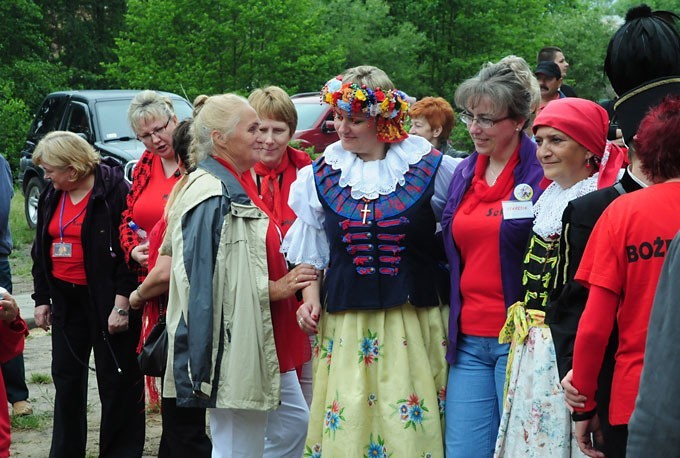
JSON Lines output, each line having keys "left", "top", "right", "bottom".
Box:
{"left": 95, "top": 98, "right": 194, "bottom": 140}
{"left": 294, "top": 102, "right": 328, "bottom": 130}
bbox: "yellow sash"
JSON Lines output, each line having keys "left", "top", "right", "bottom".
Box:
{"left": 498, "top": 301, "right": 547, "bottom": 399}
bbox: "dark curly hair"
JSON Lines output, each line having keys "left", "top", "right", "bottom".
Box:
{"left": 636, "top": 95, "right": 680, "bottom": 183}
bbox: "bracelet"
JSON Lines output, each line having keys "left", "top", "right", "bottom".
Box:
{"left": 571, "top": 408, "right": 597, "bottom": 422}
{"left": 135, "top": 285, "right": 147, "bottom": 302}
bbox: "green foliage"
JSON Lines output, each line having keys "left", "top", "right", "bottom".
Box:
{"left": 107, "top": 0, "right": 341, "bottom": 99}
{"left": 35, "top": 0, "right": 127, "bottom": 88}
{"left": 0, "top": 86, "right": 32, "bottom": 173}
{"left": 0, "top": 0, "right": 48, "bottom": 62}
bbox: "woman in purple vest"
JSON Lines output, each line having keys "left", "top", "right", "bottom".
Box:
{"left": 283, "top": 65, "right": 459, "bottom": 457}
{"left": 441, "top": 56, "right": 544, "bottom": 457}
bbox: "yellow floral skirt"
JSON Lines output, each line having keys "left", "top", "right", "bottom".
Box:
{"left": 304, "top": 303, "right": 449, "bottom": 458}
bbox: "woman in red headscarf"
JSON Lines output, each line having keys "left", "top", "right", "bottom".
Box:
{"left": 494, "top": 97, "right": 624, "bottom": 457}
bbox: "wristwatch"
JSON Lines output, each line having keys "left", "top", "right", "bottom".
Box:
{"left": 114, "top": 307, "right": 129, "bottom": 316}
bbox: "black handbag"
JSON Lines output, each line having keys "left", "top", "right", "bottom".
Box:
{"left": 137, "top": 314, "right": 167, "bottom": 377}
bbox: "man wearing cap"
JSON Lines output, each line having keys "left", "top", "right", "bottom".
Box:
{"left": 534, "top": 61, "right": 564, "bottom": 113}
{"left": 537, "top": 46, "right": 578, "bottom": 97}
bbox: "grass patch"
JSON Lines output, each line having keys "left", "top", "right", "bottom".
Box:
{"left": 9, "top": 185, "right": 34, "bottom": 249}
{"left": 8, "top": 186, "right": 35, "bottom": 286}
{"left": 29, "top": 372, "right": 52, "bottom": 385}
{"left": 10, "top": 412, "right": 51, "bottom": 430}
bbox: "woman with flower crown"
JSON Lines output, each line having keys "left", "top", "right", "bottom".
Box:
{"left": 282, "top": 65, "right": 460, "bottom": 457}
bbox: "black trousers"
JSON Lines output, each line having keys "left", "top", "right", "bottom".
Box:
{"left": 49, "top": 279, "right": 145, "bottom": 458}
{"left": 158, "top": 397, "right": 212, "bottom": 458}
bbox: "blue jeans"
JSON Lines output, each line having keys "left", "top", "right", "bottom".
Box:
{"left": 445, "top": 334, "right": 509, "bottom": 458}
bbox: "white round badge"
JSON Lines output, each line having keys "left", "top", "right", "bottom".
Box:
{"left": 513, "top": 183, "right": 534, "bottom": 201}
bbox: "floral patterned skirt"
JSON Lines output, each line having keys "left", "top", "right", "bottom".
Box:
{"left": 304, "top": 303, "right": 449, "bottom": 458}
{"left": 494, "top": 326, "right": 586, "bottom": 457}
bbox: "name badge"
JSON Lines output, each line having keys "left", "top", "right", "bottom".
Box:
{"left": 53, "top": 242, "right": 73, "bottom": 257}
{"left": 502, "top": 200, "right": 534, "bottom": 220}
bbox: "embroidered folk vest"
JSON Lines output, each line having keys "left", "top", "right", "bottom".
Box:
{"left": 314, "top": 150, "right": 448, "bottom": 312}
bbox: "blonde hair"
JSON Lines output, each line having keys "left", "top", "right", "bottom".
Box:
{"left": 33, "top": 131, "right": 100, "bottom": 180}
{"left": 190, "top": 94, "right": 251, "bottom": 164}
{"left": 248, "top": 86, "right": 297, "bottom": 135}
{"left": 127, "top": 90, "right": 176, "bottom": 134}
{"left": 342, "top": 65, "right": 395, "bottom": 90}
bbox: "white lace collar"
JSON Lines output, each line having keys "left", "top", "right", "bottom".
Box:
{"left": 533, "top": 174, "right": 598, "bottom": 239}
{"left": 323, "top": 135, "right": 432, "bottom": 200}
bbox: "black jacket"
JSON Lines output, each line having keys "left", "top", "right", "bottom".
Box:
{"left": 31, "top": 158, "right": 136, "bottom": 331}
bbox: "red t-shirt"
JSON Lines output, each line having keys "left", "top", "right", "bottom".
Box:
{"left": 573, "top": 182, "right": 680, "bottom": 424}
{"left": 49, "top": 191, "right": 91, "bottom": 285}
{"left": 453, "top": 188, "right": 511, "bottom": 336}
{"left": 131, "top": 154, "right": 179, "bottom": 233}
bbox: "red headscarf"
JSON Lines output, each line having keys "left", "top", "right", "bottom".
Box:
{"left": 533, "top": 98, "right": 626, "bottom": 188}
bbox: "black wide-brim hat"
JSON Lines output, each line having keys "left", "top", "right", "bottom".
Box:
{"left": 614, "top": 76, "right": 680, "bottom": 145}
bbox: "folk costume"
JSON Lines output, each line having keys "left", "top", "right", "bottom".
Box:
{"left": 494, "top": 98, "right": 623, "bottom": 458}
{"left": 283, "top": 129, "right": 456, "bottom": 456}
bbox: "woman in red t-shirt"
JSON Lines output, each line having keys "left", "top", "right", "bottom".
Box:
{"left": 119, "top": 90, "right": 182, "bottom": 408}
{"left": 31, "top": 131, "right": 143, "bottom": 457}
{"left": 120, "top": 91, "right": 183, "bottom": 272}
{"left": 572, "top": 95, "right": 680, "bottom": 457}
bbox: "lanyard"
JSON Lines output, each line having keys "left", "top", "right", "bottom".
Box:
{"left": 58, "top": 192, "right": 88, "bottom": 241}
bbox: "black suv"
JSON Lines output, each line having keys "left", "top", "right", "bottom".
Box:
{"left": 19, "top": 90, "right": 193, "bottom": 228}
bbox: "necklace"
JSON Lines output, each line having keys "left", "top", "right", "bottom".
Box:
{"left": 487, "top": 164, "right": 502, "bottom": 186}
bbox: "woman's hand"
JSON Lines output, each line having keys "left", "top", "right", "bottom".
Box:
{"left": 575, "top": 415, "right": 605, "bottom": 458}
{"left": 108, "top": 295, "right": 130, "bottom": 334}
{"left": 130, "top": 242, "right": 150, "bottom": 268}
{"left": 269, "top": 264, "right": 319, "bottom": 302}
{"left": 296, "top": 300, "right": 321, "bottom": 336}
{"left": 561, "top": 369, "right": 587, "bottom": 411}
{"left": 0, "top": 292, "right": 19, "bottom": 323}
{"left": 34, "top": 304, "right": 52, "bottom": 331}
{"left": 129, "top": 288, "right": 145, "bottom": 310}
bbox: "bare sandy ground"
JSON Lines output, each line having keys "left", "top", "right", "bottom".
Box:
{"left": 10, "top": 329, "right": 163, "bottom": 458}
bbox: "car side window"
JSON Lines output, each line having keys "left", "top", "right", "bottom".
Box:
{"left": 65, "top": 103, "right": 91, "bottom": 139}
{"left": 30, "top": 97, "right": 67, "bottom": 139}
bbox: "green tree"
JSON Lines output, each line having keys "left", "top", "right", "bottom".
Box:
{"left": 0, "top": 83, "right": 32, "bottom": 172}
{"left": 107, "top": 0, "right": 341, "bottom": 99}
{"left": 35, "top": 0, "right": 127, "bottom": 87}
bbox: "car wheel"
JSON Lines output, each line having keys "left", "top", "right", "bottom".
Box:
{"left": 24, "top": 177, "right": 44, "bottom": 229}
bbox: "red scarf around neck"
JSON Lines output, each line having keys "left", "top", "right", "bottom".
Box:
{"left": 251, "top": 147, "right": 312, "bottom": 235}
{"left": 462, "top": 144, "right": 520, "bottom": 214}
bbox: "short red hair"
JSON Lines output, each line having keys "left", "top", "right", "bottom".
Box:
{"left": 408, "top": 97, "right": 454, "bottom": 140}
{"left": 636, "top": 95, "right": 680, "bottom": 183}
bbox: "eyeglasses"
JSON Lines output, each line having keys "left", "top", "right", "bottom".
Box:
{"left": 137, "top": 117, "right": 172, "bottom": 143}
{"left": 459, "top": 112, "right": 510, "bottom": 129}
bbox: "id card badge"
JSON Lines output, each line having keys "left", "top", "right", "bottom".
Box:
{"left": 53, "top": 242, "right": 73, "bottom": 257}
{"left": 502, "top": 200, "right": 534, "bottom": 220}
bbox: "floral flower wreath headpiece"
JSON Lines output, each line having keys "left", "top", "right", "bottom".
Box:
{"left": 321, "top": 75, "right": 410, "bottom": 143}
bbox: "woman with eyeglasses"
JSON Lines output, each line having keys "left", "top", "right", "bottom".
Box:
{"left": 119, "top": 90, "right": 181, "bottom": 408}
{"left": 31, "top": 131, "right": 144, "bottom": 457}
{"left": 441, "top": 56, "right": 543, "bottom": 458}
